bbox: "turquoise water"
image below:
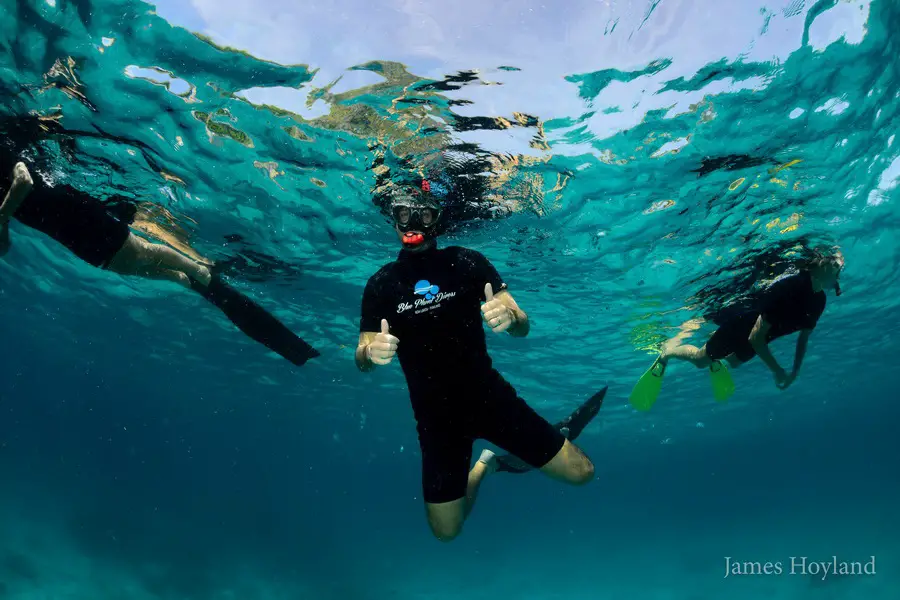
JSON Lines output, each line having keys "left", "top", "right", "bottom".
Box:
{"left": 1, "top": 0, "right": 898, "bottom": 598}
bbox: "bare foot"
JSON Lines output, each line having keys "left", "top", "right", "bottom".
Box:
{"left": 13, "top": 162, "right": 33, "bottom": 188}
{"left": 193, "top": 265, "right": 212, "bottom": 286}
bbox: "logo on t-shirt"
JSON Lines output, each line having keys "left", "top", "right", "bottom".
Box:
{"left": 415, "top": 280, "right": 440, "bottom": 300}
{"left": 398, "top": 279, "right": 457, "bottom": 314}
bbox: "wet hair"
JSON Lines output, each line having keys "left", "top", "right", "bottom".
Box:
{"left": 805, "top": 245, "right": 844, "bottom": 273}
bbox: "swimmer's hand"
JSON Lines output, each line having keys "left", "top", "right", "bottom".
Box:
{"left": 775, "top": 369, "right": 796, "bottom": 391}
{"left": 481, "top": 283, "right": 514, "bottom": 334}
{"left": 365, "top": 319, "right": 399, "bottom": 366}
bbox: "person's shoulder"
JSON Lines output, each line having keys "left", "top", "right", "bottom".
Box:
{"left": 443, "top": 245, "right": 488, "bottom": 263}
{"left": 767, "top": 271, "right": 807, "bottom": 293}
{"left": 365, "top": 260, "right": 399, "bottom": 287}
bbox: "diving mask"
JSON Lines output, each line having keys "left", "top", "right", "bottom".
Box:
{"left": 391, "top": 199, "right": 441, "bottom": 246}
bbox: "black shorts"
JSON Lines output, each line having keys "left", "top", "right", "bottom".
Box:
{"left": 13, "top": 185, "right": 131, "bottom": 268}
{"left": 414, "top": 375, "right": 566, "bottom": 504}
{"left": 706, "top": 314, "right": 758, "bottom": 362}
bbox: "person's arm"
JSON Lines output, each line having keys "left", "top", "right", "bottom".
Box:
{"left": 355, "top": 277, "right": 398, "bottom": 371}
{"left": 791, "top": 329, "right": 812, "bottom": 377}
{"left": 748, "top": 315, "right": 786, "bottom": 377}
{"left": 491, "top": 289, "right": 530, "bottom": 338}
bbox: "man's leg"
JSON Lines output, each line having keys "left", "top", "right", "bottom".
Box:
{"left": 107, "top": 233, "right": 211, "bottom": 286}
{"left": 464, "top": 449, "right": 497, "bottom": 517}
{"left": 659, "top": 340, "right": 713, "bottom": 368}
{"left": 425, "top": 449, "right": 496, "bottom": 542}
{"left": 538, "top": 439, "right": 594, "bottom": 485}
{"left": 420, "top": 422, "right": 494, "bottom": 542}
{"left": 480, "top": 383, "right": 596, "bottom": 487}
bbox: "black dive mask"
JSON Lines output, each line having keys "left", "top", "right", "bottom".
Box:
{"left": 392, "top": 201, "right": 441, "bottom": 247}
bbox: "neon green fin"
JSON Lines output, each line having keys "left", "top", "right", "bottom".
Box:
{"left": 709, "top": 360, "right": 735, "bottom": 402}
{"left": 629, "top": 357, "right": 666, "bottom": 411}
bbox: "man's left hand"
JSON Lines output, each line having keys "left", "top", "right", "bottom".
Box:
{"left": 481, "top": 283, "right": 514, "bottom": 334}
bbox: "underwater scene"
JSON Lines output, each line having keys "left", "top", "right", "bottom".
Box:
{"left": 0, "top": 0, "right": 898, "bottom": 598}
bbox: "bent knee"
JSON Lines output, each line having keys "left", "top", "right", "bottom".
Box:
{"left": 429, "top": 521, "right": 463, "bottom": 542}
{"left": 567, "top": 457, "right": 595, "bottom": 485}
{"left": 555, "top": 446, "right": 594, "bottom": 485}
{"left": 427, "top": 515, "right": 463, "bottom": 542}
{"left": 545, "top": 441, "right": 595, "bottom": 485}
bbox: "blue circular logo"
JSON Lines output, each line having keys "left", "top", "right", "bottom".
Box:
{"left": 415, "top": 280, "right": 440, "bottom": 300}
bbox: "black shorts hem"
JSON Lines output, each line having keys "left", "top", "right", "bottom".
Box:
{"left": 423, "top": 488, "right": 468, "bottom": 505}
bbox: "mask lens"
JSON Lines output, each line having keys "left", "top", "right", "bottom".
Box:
{"left": 421, "top": 207, "right": 438, "bottom": 226}
{"left": 392, "top": 204, "right": 440, "bottom": 231}
{"left": 392, "top": 205, "right": 411, "bottom": 226}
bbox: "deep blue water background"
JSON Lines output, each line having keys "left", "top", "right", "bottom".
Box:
{"left": 2, "top": 0, "right": 900, "bottom": 598}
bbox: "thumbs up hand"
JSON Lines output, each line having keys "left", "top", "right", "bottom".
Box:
{"left": 481, "top": 283, "right": 514, "bottom": 334}
{"left": 366, "top": 319, "right": 400, "bottom": 365}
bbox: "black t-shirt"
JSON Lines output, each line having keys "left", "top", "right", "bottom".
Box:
{"left": 759, "top": 271, "right": 826, "bottom": 341}
{"left": 360, "top": 244, "right": 506, "bottom": 398}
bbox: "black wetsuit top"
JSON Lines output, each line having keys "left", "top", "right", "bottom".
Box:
{"left": 359, "top": 244, "right": 564, "bottom": 503}
{"left": 707, "top": 271, "right": 827, "bottom": 361}
{"left": 360, "top": 244, "right": 505, "bottom": 405}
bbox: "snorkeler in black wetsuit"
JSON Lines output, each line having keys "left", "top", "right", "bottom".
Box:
{"left": 0, "top": 122, "right": 318, "bottom": 367}
{"left": 354, "top": 180, "right": 601, "bottom": 542}
{"left": 658, "top": 254, "right": 843, "bottom": 390}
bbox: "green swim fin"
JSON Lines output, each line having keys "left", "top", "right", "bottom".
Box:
{"left": 629, "top": 357, "right": 666, "bottom": 411}
{"left": 709, "top": 360, "right": 735, "bottom": 402}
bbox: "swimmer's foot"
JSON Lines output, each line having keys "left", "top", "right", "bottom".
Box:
{"left": 476, "top": 449, "right": 498, "bottom": 475}
{"left": 193, "top": 265, "right": 212, "bottom": 287}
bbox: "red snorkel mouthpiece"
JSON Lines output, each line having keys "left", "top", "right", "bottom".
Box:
{"left": 403, "top": 232, "right": 425, "bottom": 246}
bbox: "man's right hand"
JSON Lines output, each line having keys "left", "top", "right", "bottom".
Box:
{"left": 366, "top": 319, "right": 399, "bottom": 366}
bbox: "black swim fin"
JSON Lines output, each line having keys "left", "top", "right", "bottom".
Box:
{"left": 191, "top": 274, "right": 320, "bottom": 367}
{"left": 496, "top": 386, "right": 607, "bottom": 474}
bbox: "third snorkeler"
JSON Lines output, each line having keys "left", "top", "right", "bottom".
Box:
{"left": 630, "top": 249, "right": 844, "bottom": 410}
